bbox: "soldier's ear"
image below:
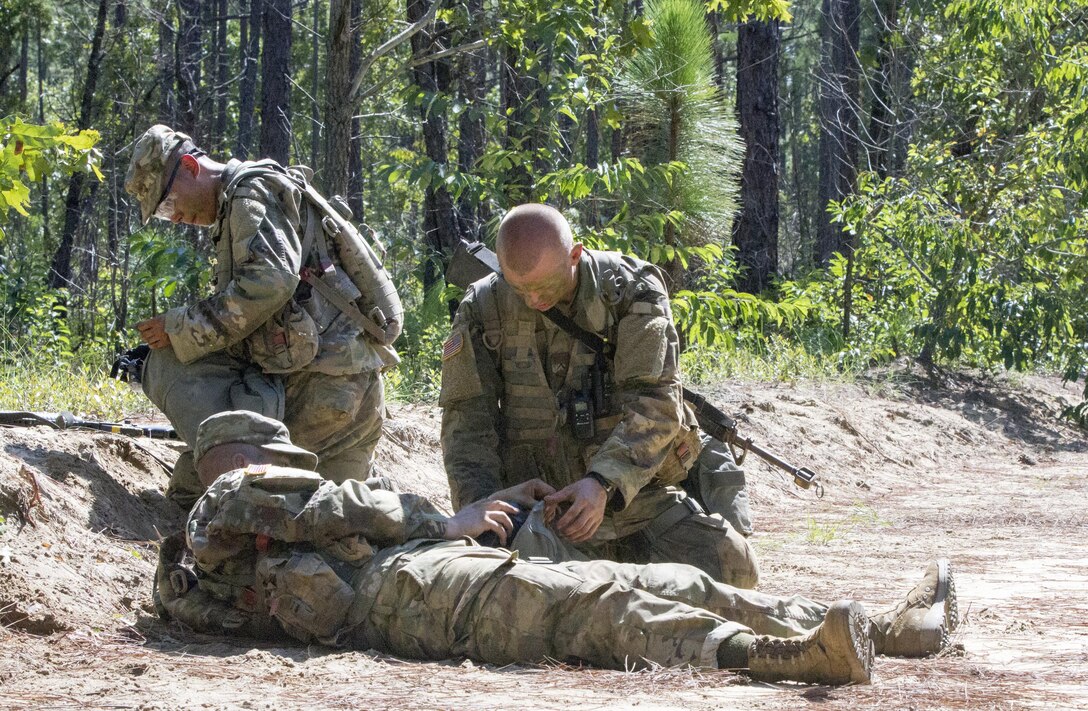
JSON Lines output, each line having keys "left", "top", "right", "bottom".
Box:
{"left": 569, "top": 243, "right": 583, "bottom": 265}
{"left": 180, "top": 153, "right": 201, "bottom": 177}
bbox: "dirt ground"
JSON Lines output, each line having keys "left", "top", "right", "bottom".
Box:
{"left": 0, "top": 366, "right": 1085, "bottom": 710}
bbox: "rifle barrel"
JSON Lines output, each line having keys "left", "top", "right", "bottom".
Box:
{"left": 744, "top": 440, "right": 818, "bottom": 490}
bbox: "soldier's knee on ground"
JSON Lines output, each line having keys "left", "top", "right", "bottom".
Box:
{"left": 686, "top": 436, "right": 754, "bottom": 536}
{"left": 720, "top": 525, "right": 760, "bottom": 589}
{"left": 648, "top": 512, "right": 760, "bottom": 589}
{"left": 687, "top": 519, "right": 760, "bottom": 589}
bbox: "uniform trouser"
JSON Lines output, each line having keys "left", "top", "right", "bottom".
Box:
{"left": 282, "top": 368, "right": 385, "bottom": 484}
{"left": 684, "top": 434, "right": 753, "bottom": 536}
{"left": 351, "top": 541, "right": 745, "bottom": 670}
{"left": 142, "top": 347, "right": 284, "bottom": 448}
{"left": 566, "top": 486, "right": 760, "bottom": 589}
{"left": 143, "top": 348, "right": 384, "bottom": 502}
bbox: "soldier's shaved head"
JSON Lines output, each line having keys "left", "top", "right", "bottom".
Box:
{"left": 497, "top": 204, "right": 574, "bottom": 276}
{"left": 496, "top": 204, "right": 583, "bottom": 311}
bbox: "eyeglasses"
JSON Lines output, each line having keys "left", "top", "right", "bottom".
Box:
{"left": 151, "top": 149, "right": 206, "bottom": 221}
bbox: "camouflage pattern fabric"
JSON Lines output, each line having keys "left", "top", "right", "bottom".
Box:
{"left": 440, "top": 249, "right": 757, "bottom": 586}
{"left": 160, "top": 464, "right": 847, "bottom": 669}
{"left": 684, "top": 434, "right": 753, "bottom": 536}
{"left": 124, "top": 124, "right": 193, "bottom": 224}
{"left": 352, "top": 539, "right": 743, "bottom": 669}
{"left": 283, "top": 368, "right": 385, "bottom": 484}
{"left": 140, "top": 158, "right": 394, "bottom": 488}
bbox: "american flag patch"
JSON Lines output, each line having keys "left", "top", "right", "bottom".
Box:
{"left": 442, "top": 332, "right": 464, "bottom": 360}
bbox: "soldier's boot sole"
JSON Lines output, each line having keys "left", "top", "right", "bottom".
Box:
{"left": 877, "top": 558, "right": 959, "bottom": 657}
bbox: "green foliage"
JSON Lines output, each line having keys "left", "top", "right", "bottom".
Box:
{"left": 384, "top": 280, "right": 457, "bottom": 402}
{"left": 706, "top": 0, "right": 792, "bottom": 23}
{"left": 773, "top": 0, "right": 1088, "bottom": 407}
{"left": 681, "top": 336, "right": 859, "bottom": 384}
{"left": 128, "top": 228, "right": 210, "bottom": 314}
{"left": 0, "top": 118, "right": 101, "bottom": 229}
{"left": 0, "top": 337, "right": 150, "bottom": 421}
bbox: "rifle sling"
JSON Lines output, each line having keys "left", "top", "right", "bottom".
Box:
{"left": 227, "top": 162, "right": 385, "bottom": 342}
{"left": 536, "top": 309, "right": 735, "bottom": 432}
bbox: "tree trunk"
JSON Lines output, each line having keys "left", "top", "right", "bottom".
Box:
{"left": 17, "top": 23, "right": 28, "bottom": 108}
{"left": 408, "top": 0, "right": 461, "bottom": 289}
{"left": 455, "top": 0, "right": 487, "bottom": 239}
{"left": 733, "top": 18, "right": 780, "bottom": 294}
{"left": 260, "top": 0, "right": 291, "bottom": 163}
{"left": 48, "top": 0, "right": 109, "bottom": 290}
{"left": 37, "top": 15, "right": 49, "bottom": 253}
{"left": 213, "top": 0, "right": 229, "bottom": 151}
{"left": 236, "top": 0, "right": 262, "bottom": 158}
{"left": 347, "top": 0, "right": 365, "bottom": 218}
{"left": 310, "top": 0, "right": 321, "bottom": 171}
{"left": 324, "top": 0, "right": 352, "bottom": 196}
{"left": 708, "top": 9, "right": 726, "bottom": 91}
{"left": 501, "top": 35, "right": 549, "bottom": 203}
{"left": 158, "top": 6, "right": 177, "bottom": 124}
{"left": 176, "top": 0, "right": 203, "bottom": 140}
{"left": 867, "top": 0, "right": 913, "bottom": 178}
{"left": 814, "top": 0, "right": 860, "bottom": 266}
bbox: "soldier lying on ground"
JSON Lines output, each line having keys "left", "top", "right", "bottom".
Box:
{"left": 154, "top": 411, "right": 959, "bottom": 685}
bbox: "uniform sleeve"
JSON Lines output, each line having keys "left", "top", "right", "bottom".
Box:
{"left": 303, "top": 481, "right": 451, "bottom": 545}
{"left": 191, "top": 469, "right": 452, "bottom": 556}
{"left": 587, "top": 272, "right": 685, "bottom": 507}
{"left": 439, "top": 292, "right": 506, "bottom": 510}
{"left": 165, "top": 182, "right": 303, "bottom": 364}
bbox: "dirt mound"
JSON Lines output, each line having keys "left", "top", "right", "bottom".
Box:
{"left": 0, "top": 374, "right": 1085, "bottom": 709}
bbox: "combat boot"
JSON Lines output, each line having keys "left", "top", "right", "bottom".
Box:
{"left": 871, "top": 558, "right": 959, "bottom": 657}
{"left": 747, "top": 600, "right": 873, "bottom": 685}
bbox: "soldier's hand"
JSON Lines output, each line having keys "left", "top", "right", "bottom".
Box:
{"left": 137, "top": 316, "right": 172, "bottom": 350}
{"left": 542, "top": 477, "right": 607, "bottom": 544}
{"left": 487, "top": 478, "right": 556, "bottom": 508}
{"left": 446, "top": 499, "right": 519, "bottom": 546}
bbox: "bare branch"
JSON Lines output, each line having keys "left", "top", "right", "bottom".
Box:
{"left": 349, "top": 0, "right": 440, "bottom": 102}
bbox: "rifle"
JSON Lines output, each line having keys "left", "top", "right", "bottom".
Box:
{"left": 0, "top": 411, "right": 178, "bottom": 440}
{"left": 446, "top": 240, "right": 821, "bottom": 493}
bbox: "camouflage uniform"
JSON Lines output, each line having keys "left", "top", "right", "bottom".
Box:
{"left": 440, "top": 249, "right": 758, "bottom": 587}
{"left": 157, "top": 464, "right": 830, "bottom": 669}
{"left": 126, "top": 129, "right": 397, "bottom": 501}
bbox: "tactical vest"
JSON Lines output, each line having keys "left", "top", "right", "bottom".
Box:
{"left": 472, "top": 250, "right": 700, "bottom": 488}
{"left": 218, "top": 161, "right": 402, "bottom": 374}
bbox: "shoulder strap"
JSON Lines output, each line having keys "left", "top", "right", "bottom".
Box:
{"left": 221, "top": 161, "right": 392, "bottom": 343}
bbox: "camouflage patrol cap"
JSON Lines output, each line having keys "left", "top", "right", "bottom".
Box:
{"left": 194, "top": 411, "right": 319, "bottom": 470}
{"left": 124, "top": 124, "right": 197, "bottom": 225}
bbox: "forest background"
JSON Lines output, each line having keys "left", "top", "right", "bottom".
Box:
{"left": 0, "top": 0, "right": 1086, "bottom": 423}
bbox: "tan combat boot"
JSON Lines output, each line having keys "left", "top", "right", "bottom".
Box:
{"left": 747, "top": 600, "right": 873, "bottom": 685}
{"left": 871, "top": 558, "right": 959, "bottom": 657}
